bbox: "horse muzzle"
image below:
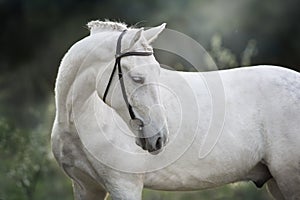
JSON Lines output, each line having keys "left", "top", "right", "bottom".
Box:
{"left": 135, "top": 126, "right": 168, "bottom": 155}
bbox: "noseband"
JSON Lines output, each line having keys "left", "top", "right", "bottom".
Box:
{"left": 103, "top": 30, "right": 153, "bottom": 131}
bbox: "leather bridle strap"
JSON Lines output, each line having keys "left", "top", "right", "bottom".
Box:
{"left": 103, "top": 30, "right": 153, "bottom": 122}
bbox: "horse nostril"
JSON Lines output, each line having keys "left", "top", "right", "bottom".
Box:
{"left": 155, "top": 137, "right": 162, "bottom": 150}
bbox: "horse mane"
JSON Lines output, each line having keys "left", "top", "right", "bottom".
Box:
{"left": 87, "top": 20, "right": 128, "bottom": 35}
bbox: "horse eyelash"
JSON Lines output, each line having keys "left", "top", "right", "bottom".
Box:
{"left": 131, "top": 76, "right": 145, "bottom": 84}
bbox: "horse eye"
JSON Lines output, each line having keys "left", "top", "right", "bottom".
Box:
{"left": 131, "top": 76, "right": 145, "bottom": 84}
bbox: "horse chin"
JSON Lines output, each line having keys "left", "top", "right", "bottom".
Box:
{"left": 148, "top": 147, "right": 164, "bottom": 155}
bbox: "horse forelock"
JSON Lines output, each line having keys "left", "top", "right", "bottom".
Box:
{"left": 87, "top": 20, "right": 128, "bottom": 35}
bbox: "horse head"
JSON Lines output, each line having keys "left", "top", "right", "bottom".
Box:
{"left": 93, "top": 22, "right": 168, "bottom": 154}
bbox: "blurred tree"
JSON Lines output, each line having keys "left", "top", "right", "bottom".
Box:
{"left": 0, "top": 102, "right": 73, "bottom": 200}
{"left": 0, "top": 117, "right": 45, "bottom": 200}
{"left": 208, "top": 33, "right": 257, "bottom": 69}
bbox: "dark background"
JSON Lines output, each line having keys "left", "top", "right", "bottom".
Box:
{"left": 0, "top": 0, "right": 299, "bottom": 199}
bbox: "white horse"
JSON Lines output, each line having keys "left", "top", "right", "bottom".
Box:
{"left": 51, "top": 20, "right": 300, "bottom": 200}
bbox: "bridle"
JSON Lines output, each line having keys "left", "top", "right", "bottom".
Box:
{"left": 102, "top": 30, "right": 153, "bottom": 131}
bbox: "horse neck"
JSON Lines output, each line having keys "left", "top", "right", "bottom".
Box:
{"left": 55, "top": 32, "right": 117, "bottom": 124}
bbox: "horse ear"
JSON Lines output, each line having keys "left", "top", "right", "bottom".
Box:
{"left": 143, "top": 23, "right": 166, "bottom": 44}
{"left": 129, "top": 29, "right": 143, "bottom": 49}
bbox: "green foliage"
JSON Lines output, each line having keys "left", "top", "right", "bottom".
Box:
{"left": 241, "top": 40, "right": 258, "bottom": 66}
{"left": 0, "top": 118, "right": 39, "bottom": 199}
{"left": 209, "top": 34, "right": 257, "bottom": 69}
{"left": 0, "top": 105, "right": 72, "bottom": 200}
{"left": 142, "top": 183, "right": 270, "bottom": 200}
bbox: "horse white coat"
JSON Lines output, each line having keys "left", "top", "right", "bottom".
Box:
{"left": 51, "top": 21, "right": 300, "bottom": 200}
